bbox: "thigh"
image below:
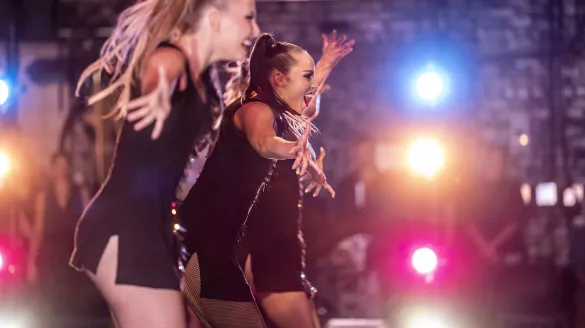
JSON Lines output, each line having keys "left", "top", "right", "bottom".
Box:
{"left": 183, "top": 253, "right": 266, "bottom": 328}
{"left": 108, "top": 285, "right": 186, "bottom": 328}
{"left": 244, "top": 254, "right": 256, "bottom": 294}
{"left": 257, "top": 291, "right": 315, "bottom": 328}
{"left": 308, "top": 299, "right": 322, "bottom": 328}
{"left": 87, "top": 236, "right": 186, "bottom": 328}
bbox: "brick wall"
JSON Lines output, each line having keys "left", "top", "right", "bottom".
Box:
{"left": 256, "top": 0, "right": 584, "bottom": 185}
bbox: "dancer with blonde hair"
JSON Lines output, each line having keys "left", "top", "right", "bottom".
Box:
{"left": 69, "top": 0, "right": 259, "bottom": 327}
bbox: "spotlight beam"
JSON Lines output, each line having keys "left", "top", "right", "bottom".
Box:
{"left": 0, "top": 80, "right": 9, "bottom": 106}
{"left": 416, "top": 72, "right": 445, "bottom": 102}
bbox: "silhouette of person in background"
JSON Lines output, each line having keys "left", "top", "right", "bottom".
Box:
{"left": 30, "top": 151, "right": 91, "bottom": 321}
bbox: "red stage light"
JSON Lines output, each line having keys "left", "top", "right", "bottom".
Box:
{"left": 412, "top": 247, "right": 438, "bottom": 275}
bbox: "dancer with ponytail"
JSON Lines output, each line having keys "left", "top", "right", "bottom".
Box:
{"left": 224, "top": 31, "right": 353, "bottom": 328}
{"left": 178, "top": 33, "right": 327, "bottom": 327}
{"left": 69, "top": 0, "right": 259, "bottom": 326}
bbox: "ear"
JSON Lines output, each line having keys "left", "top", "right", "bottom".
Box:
{"left": 169, "top": 27, "right": 182, "bottom": 43}
{"left": 207, "top": 7, "right": 222, "bottom": 32}
{"left": 271, "top": 70, "right": 287, "bottom": 87}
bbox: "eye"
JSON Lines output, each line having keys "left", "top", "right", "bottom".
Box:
{"left": 245, "top": 12, "right": 256, "bottom": 20}
{"left": 304, "top": 73, "right": 314, "bottom": 80}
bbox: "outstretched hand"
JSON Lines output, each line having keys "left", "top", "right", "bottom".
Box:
{"left": 289, "top": 121, "right": 312, "bottom": 176}
{"left": 126, "top": 66, "right": 171, "bottom": 140}
{"left": 302, "top": 30, "right": 354, "bottom": 120}
{"left": 300, "top": 147, "right": 336, "bottom": 198}
{"left": 319, "top": 30, "right": 355, "bottom": 70}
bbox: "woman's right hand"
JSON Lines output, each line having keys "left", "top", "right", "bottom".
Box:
{"left": 301, "top": 147, "right": 336, "bottom": 198}
{"left": 126, "top": 65, "right": 172, "bottom": 140}
{"left": 289, "top": 121, "right": 312, "bottom": 176}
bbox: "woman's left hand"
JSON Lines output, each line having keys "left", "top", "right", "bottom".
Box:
{"left": 303, "top": 30, "right": 355, "bottom": 120}
{"left": 319, "top": 30, "right": 355, "bottom": 70}
{"left": 126, "top": 65, "right": 172, "bottom": 140}
{"left": 290, "top": 121, "right": 313, "bottom": 176}
{"left": 301, "top": 147, "right": 336, "bottom": 198}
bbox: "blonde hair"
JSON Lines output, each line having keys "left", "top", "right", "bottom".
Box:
{"left": 223, "top": 62, "right": 249, "bottom": 105}
{"left": 76, "top": 0, "right": 223, "bottom": 119}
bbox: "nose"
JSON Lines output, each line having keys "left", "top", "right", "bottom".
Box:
{"left": 251, "top": 21, "right": 261, "bottom": 38}
{"left": 308, "top": 84, "right": 318, "bottom": 95}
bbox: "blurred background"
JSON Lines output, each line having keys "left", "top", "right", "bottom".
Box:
{"left": 2, "top": 0, "right": 585, "bottom": 327}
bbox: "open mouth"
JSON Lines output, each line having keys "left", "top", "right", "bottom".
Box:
{"left": 242, "top": 37, "right": 254, "bottom": 48}
{"left": 305, "top": 85, "right": 318, "bottom": 97}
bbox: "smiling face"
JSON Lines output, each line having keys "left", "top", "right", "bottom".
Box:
{"left": 211, "top": 0, "right": 260, "bottom": 61}
{"left": 246, "top": 35, "right": 316, "bottom": 115}
{"left": 271, "top": 50, "right": 315, "bottom": 114}
{"left": 178, "top": 0, "right": 260, "bottom": 63}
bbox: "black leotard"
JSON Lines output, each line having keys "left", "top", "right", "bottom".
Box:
{"left": 180, "top": 98, "right": 285, "bottom": 327}
{"left": 237, "top": 158, "right": 309, "bottom": 294}
{"left": 70, "top": 43, "right": 219, "bottom": 290}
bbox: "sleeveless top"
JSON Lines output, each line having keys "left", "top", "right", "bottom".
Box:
{"left": 179, "top": 97, "right": 286, "bottom": 257}
{"left": 71, "top": 43, "right": 221, "bottom": 289}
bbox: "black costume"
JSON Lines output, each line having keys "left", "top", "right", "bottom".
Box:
{"left": 180, "top": 98, "right": 287, "bottom": 328}
{"left": 70, "top": 43, "right": 220, "bottom": 291}
{"left": 237, "top": 158, "right": 314, "bottom": 295}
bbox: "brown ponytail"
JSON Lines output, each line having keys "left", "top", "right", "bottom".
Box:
{"left": 245, "top": 33, "right": 319, "bottom": 157}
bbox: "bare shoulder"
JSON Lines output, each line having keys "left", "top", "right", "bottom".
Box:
{"left": 239, "top": 101, "right": 274, "bottom": 119}
{"left": 234, "top": 101, "right": 275, "bottom": 131}
{"left": 144, "top": 46, "right": 186, "bottom": 76}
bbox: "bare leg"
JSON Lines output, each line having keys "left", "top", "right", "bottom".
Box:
{"left": 86, "top": 236, "right": 187, "bottom": 328}
{"left": 183, "top": 253, "right": 266, "bottom": 328}
{"left": 180, "top": 274, "right": 204, "bottom": 328}
{"left": 245, "top": 255, "right": 316, "bottom": 328}
{"left": 257, "top": 292, "right": 316, "bottom": 328}
{"left": 309, "top": 299, "right": 322, "bottom": 328}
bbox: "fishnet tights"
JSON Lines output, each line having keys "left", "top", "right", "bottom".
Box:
{"left": 182, "top": 253, "right": 267, "bottom": 328}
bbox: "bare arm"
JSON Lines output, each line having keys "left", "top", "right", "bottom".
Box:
{"left": 313, "top": 31, "right": 354, "bottom": 87}
{"left": 127, "top": 47, "right": 188, "bottom": 138}
{"left": 304, "top": 31, "right": 355, "bottom": 118}
{"left": 313, "top": 61, "right": 333, "bottom": 92}
{"left": 235, "top": 102, "right": 299, "bottom": 160}
{"left": 140, "top": 47, "right": 186, "bottom": 96}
